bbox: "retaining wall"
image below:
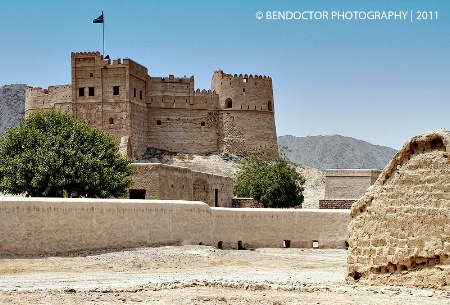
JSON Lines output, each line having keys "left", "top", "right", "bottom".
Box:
{"left": 0, "top": 197, "right": 349, "bottom": 254}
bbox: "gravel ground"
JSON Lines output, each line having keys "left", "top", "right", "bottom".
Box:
{"left": 1, "top": 246, "right": 450, "bottom": 304}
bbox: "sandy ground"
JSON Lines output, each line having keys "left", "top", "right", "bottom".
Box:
{"left": 1, "top": 246, "right": 450, "bottom": 304}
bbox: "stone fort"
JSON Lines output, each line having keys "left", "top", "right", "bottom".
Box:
{"left": 25, "top": 51, "right": 278, "bottom": 158}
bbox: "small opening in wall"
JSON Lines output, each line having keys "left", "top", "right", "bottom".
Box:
{"left": 109, "top": 118, "right": 114, "bottom": 125}
{"left": 268, "top": 101, "right": 273, "bottom": 111}
{"left": 243, "top": 78, "right": 248, "bottom": 83}
{"left": 243, "top": 88, "right": 245, "bottom": 92}
{"left": 312, "top": 240, "right": 319, "bottom": 249}
{"left": 345, "top": 241, "right": 349, "bottom": 249}
{"left": 283, "top": 240, "right": 291, "bottom": 248}
{"left": 134, "top": 88, "right": 136, "bottom": 98}
{"left": 240, "top": 105, "right": 242, "bottom": 109}
{"left": 225, "top": 98, "right": 232, "bottom": 109}
{"left": 238, "top": 240, "right": 245, "bottom": 250}
{"left": 198, "top": 242, "right": 203, "bottom": 245}
{"left": 201, "top": 121, "right": 205, "bottom": 127}
{"left": 140, "top": 91, "right": 143, "bottom": 100}
{"left": 88, "top": 87, "right": 95, "bottom": 96}
{"left": 157, "top": 120, "right": 161, "bottom": 125}
{"left": 218, "top": 241, "right": 223, "bottom": 249}
{"left": 255, "top": 106, "right": 257, "bottom": 110}
{"left": 79, "top": 87, "right": 85, "bottom": 97}
{"left": 186, "top": 99, "right": 188, "bottom": 103}
{"left": 90, "top": 73, "right": 93, "bottom": 77}
{"left": 113, "top": 86, "right": 120, "bottom": 95}
{"left": 129, "top": 189, "right": 146, "bottom": 199}
{"left": 171, "top": 184, "right": 173, "bottom": 188}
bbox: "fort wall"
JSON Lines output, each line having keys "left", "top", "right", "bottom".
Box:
{"left": 25, "top": 85, "right": 72, "bottom": 116}
{"left": 25, "top": 51, "right": 278, "bottom": 157}
{"left": 147, "top": 108, "right": 219, "bottom": 153}
{"left": 347, "top": 129, "right": 450, "bottom": 289}
{"left": 0, "top": 197, "right": 349, "bottom": 254}
{"left": 129, "top": 163, "right": 233, "bottom": 207}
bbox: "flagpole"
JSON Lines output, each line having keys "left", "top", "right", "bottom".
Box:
{"left": 102, "top": 11, "right": 104, "bottom": 57}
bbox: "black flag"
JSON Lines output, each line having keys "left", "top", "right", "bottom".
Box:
{"left": 93, "top": 13, "right": 103, "bottom": 23}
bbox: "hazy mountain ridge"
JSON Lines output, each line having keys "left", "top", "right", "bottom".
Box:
{"left": 0, "top": 84, "right": 27, "bottom": 135}
{"left": 278, "top": 135, "right": 397, "bottom": 170}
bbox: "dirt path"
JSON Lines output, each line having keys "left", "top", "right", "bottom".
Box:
{"left": 0, "top": 246, "right": 449, "bottom": 304}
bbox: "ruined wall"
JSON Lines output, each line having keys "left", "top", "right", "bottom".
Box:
{"left": 324, "top": 169, "right": 381, "bottom": 200}
{"left": 347, "top": 129, "right": 450, "bottom": 289}
{"left": 129, "top": 163, "right": 233, "bottom": 207}
{"left": 0, "top": 197, "right": 349, "bottom": 254}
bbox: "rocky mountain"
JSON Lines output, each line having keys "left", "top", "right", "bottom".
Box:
{"left": 278, "top": 135, "right": 397, "bottom": 171}
{"left": 0, "top": 84, "right": 27, "bottom": 135}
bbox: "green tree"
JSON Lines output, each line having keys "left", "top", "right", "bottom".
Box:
{"left": 0, "top": 109, "right": 134, "bottom": 198}
{"left": 233, "top": 147, "right": 305, "bottom": 208}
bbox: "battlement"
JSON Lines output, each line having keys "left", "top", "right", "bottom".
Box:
{"left": 71, "top": 51, "right": 102, "bottom": 58}
{"left": 194, "top": 89, "right": 215, "bottom": 95}
{"left": 150, "top": 75, "right": 193, "bottom": 83}
{"left": 213, "top": 70, "right": 272, "bottom": 81}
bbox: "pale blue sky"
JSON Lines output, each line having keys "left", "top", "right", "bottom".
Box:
{"left": 1, "top": 0, "right": 449, "bottom": 149}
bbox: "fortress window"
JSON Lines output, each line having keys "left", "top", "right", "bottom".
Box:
{"left": 140, "top": 91, "right": 143, "bottom": 100}
{"left": 134, "top": 88, "right": 136, "bottom": 98}
{"left": 157, "top": 120, "right": 161, "bottom": 125}
{"left": 268, "top": 100, "right": 273, "bottom": 111}
{"left": 90, "top": 73, "right": 93, "bottom": 77}
{"left": 113, "top": 86, "right": 120, "bottom": 95}
{"left": 78, "top": 87, "right": 85, "bottom": 97}
{"left": 225, "top": 98, "right": 232, "bottom": 109}
{"left": 201, "top": 121, "right": 205, "bottom": 127}
{"left": 109, "top": 118, "right": 114, "bottom": 125}
{"left": 88, "top": 87, "right": 95, "bottom": 96}
{"left": 243, "top": 88, "right": 245, "bottom": 92}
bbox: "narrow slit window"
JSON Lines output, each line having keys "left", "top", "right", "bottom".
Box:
{"left": 157, "top": 120, "right": 161, "bottom": 125}
{"left": 109, "top": 118, "right": 114, "bottom": 124}
{"left": 134, "top": 88, "right": 136, "bottom": 98}
{"left": 140, "top": 91, "right": 143, "bottom": 100}
{"left": 113, "top": 86, "right": 120, "bottom": 95}
{"left": 201, "top": 121, "right": 205, "bottom": 127}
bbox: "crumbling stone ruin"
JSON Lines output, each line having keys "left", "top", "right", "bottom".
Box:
{"left": 25, "top": 52, "right": 277, "bottom": 158}
{"left": 347, "top": 129, "right": 450, "bottom": 289}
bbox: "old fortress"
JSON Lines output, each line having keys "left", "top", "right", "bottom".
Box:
{"left": 25, "top": 51, "right": 278, "bottom": 158}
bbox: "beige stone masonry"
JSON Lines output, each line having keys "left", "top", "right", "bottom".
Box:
{"left": 347, "top": 128, "right": 450, "bottom": 289}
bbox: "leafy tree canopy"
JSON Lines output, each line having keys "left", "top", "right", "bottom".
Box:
{"left": 0, "top": 109, "right": 134, "bottom": 198}
{"left": 233, "top": 147, "right": 305, "bottom": 208}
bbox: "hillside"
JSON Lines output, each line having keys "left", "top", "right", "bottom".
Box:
{"left": 0, "top": 84, "right": 27, "bottom": 135}
{"left": 278, "top": 135, "right": 397, "bottom": 170}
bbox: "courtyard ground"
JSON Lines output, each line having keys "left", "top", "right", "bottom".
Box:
{"left": 0, "top": 245, "right": 449, "bottom": 304}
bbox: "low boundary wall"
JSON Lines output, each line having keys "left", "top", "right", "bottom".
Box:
{"left": 0, "top": 197, "right": 349, "bottom": 254}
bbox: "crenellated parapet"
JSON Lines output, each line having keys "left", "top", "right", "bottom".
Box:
{"left": 25, "top": 85, "right": 72, "bottom": 116}
{"left": 27, "top": 51, "right": 277, "bottom": 157}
